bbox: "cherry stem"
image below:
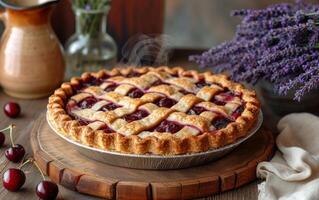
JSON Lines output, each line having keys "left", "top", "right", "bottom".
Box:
{"left": 9, "top": 126, "right": 15, "bottom": 147}
{"left": 0, "top": 124, "right": 15, "bottom": 133}
{"left": 19, "top": 157, "right": 32, "bottom": 169}
{"left": 0, "top": 124, "right": 16, "bottom": 147}
{"left": 19, "top": 157, "right": 46, "bottom": 180}
{"left": 33, "top": 160, "right": 45, "bottom": 181}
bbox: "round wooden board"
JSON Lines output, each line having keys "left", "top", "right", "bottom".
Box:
{"left": 31, "top": 115, "right": 275, "bottom": 200}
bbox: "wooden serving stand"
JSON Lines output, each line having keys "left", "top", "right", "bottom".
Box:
{"left": 31, "top": 116, "right": 274, "bottom": 200}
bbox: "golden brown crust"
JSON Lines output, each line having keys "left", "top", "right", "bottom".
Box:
{"left": 47, "top": 66, "right": 260, "bottom": 155}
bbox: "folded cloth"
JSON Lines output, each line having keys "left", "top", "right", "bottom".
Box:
{"left": 257, "top": 113, "right": 319, "bottom": 200}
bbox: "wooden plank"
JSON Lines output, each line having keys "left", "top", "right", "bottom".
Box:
{"left": 235, "top": 163, "right": 257, "bottom": 188}
{"left": 76, "top": 175, "right": 117, "bottom": 199}
{"left": 152, "top": 182, "right": 182, "bottom": 200}
{"left": 60, "top": 168, "right": 82, "bottom": 190}
{"left": 220, "top": 172, "right": 236, "bottom": 192}
{"left": 33, "top": 150, "right": 52, "bottom": 176}
{"left": 116, "top": 181, "right": 150, "bottom": 200}
{"left": 198, "top": 177, "right": 220, "bottom": 197}
{"left": 47, "top": 161, "right": 65, "bottom": 184}
{"left": 181, "top": 180, "right": 200, "bottom": 200}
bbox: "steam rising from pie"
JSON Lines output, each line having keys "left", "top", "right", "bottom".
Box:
{"left": 120, "top": 34, "right": 173, "bottom": 66}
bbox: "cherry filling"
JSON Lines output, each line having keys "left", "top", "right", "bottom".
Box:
{"left": 212, "top": 117, "right": 233, "bottom": 129}
{"left": 231, "top": 105, "right": 245, "bottom": 119}
{"left": 82, "top": 77, "right": 105, "bottom": 87}
{"left": 195, "top": 79, "right": 211, "bottom": 88}
{"left": 104, "top": 83, "right": 118, "bottom": 92}
{"left": 183, "top": 74, "right": 193, "bottom": 78}
{"left": 125, "top": 71, "right": 141, "bottom": 78}
{"left": 72, "top": 116, "right": 90, "bottom": 125}
{"left": 171, "top": 74, "right": 179, "bottom": 77}
{"left": 123, "top": 110, "right": 149, "bottom": 122}
{"left": 212, "top": 98, "right": 227, "bottom": 106}
{"left": 66, "top": 111, "right": 91, "bottom": 125}
{"left": 153, "top": 120, "right": 184, "bottom": 133}
{"left": 127, "top": 88, "right": 145, "bottom": 98}
{"left": 179, "top": 89, "right": 192, "bottom": 95}
{"left": 211, "top": 91, "right": 235, "bottom": 105}
{"left": 150, "top": 80, "right": 168, "bottom": 87}
{"left": 100, "top": 125, "right": 114, "bottom": 133}
{"left": 100, "top": 103, "right": 122, "bottom": 111}
{"left": 154, "top": 97, "right": 177, "bottom": 108}
{"left": 187, "top": 106, "right": 207, "bottom": 115}
{"left": 78, "top": 97, "right": 98, "bottom": 109}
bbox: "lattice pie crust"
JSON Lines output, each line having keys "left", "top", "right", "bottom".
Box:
{"left": 47, "top": 67, "right": 260, "bottom": 155}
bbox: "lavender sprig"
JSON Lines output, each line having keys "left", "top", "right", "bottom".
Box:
{"left": 190, "top": 1, "right": 319, "bottom": 101}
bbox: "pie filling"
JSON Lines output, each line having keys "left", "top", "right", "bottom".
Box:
{"left": 127, "top": 88, "right": 145, "bottom": 98}
{"left": 104, "top": 83, "right": 119, "bottom": 92}
{"left": 154, "top": 97, "right": 177, "bottom": 108}
{"left": 100, "top": 103, "right": 122, "bottom": 111}
{"left": 150, "top": 120, "right": 184, "bottom": 133}
{"left": 123, "top": 110, "right": 149, "bottom": 122}
{"left": 65, "top": 71, "right": 247, "bottom": 136}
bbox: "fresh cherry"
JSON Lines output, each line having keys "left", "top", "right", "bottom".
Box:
{"left": 3, "top": 102, "right": 21, "bottom": 118}
{"left": 0, "top": 131, "right": 5, "bottom": 147}
{"left": 36, "top": 180, "right": 59, "bottom": 200}
{"left": 5, "top": 144, "right": 25, "bottom": 163}
{"left": 154, "top": 97, "right": 177, "bottom": 108}
{"left": 2, "top": 168, "right": 26, "bottom": 192}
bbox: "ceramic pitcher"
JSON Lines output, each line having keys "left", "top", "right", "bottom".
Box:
{"left": 0, "top": 0, "right": 65, "bottom": 99}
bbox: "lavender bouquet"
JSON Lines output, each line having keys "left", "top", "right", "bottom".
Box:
{"left": 190, "top": 1, "right": 319, "bottom": 101}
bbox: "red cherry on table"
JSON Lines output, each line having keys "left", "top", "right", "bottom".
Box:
{"left": 5, "top": 144, "right": 25, "bottom": 163}
{"left": 2, "top": 168, "right": 26, "bottom": 192}
{"left": 0, "top": 132, "right": 5, "bottom": 147}
{"left": 3, "top": 102, "right": 21, "bottom": 118}
{"left": 36, "top": 181, "right": 59, "bottom": 200}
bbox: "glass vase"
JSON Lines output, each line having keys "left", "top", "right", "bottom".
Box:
{"left": 65, "top": 1, "right": 117, "bottom": 79}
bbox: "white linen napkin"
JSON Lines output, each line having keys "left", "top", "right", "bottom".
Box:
{"left": 257, "top": 113, "right": 319, "bottom": 200}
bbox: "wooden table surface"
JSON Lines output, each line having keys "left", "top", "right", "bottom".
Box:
{"left": 0, "top": 61, "right": 279, "bottom": 200}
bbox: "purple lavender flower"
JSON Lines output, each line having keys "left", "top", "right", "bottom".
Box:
{"left": 190, "top": 1, "right": 319, "bottom": 100}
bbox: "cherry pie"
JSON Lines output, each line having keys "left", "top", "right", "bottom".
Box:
{"left": 47, "top": 67, "right": 260, "bottom": 155}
